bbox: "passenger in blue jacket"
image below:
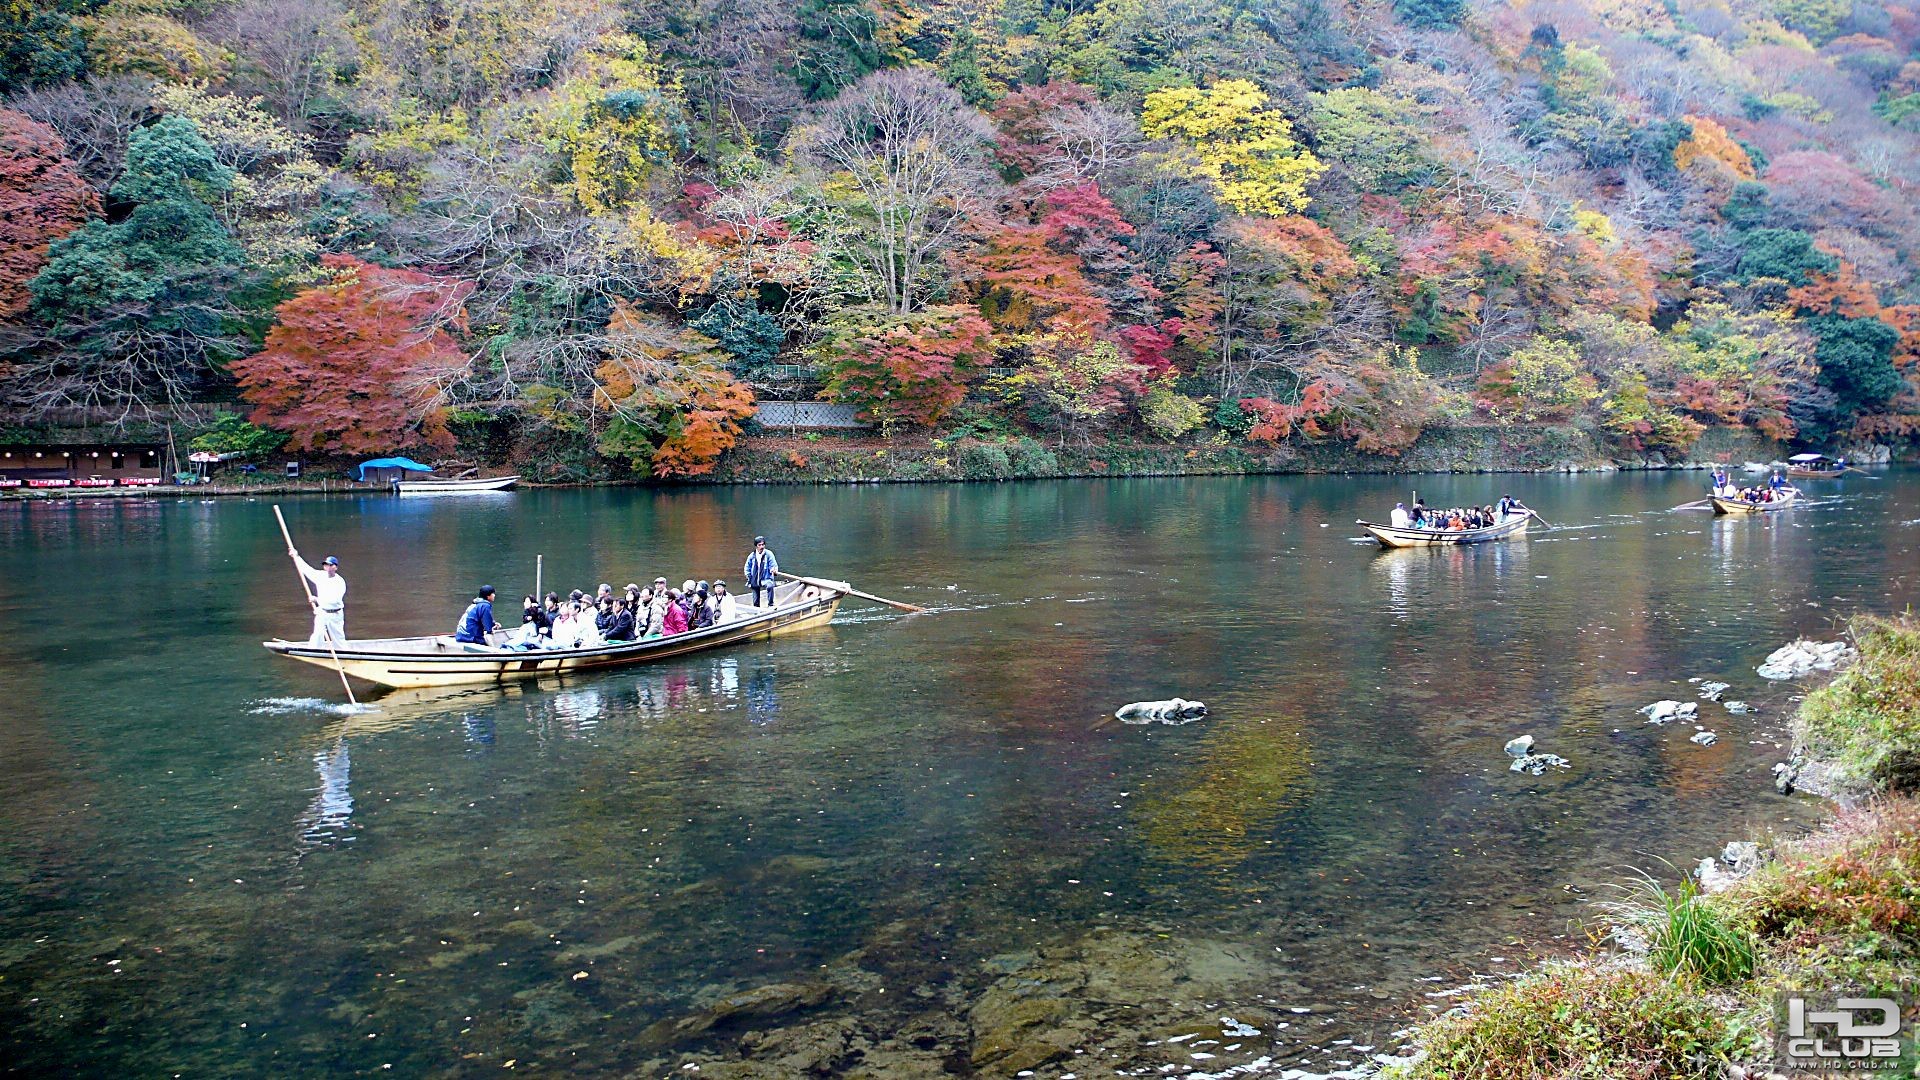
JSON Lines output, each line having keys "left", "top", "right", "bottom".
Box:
{"left": 743, "top": 536, "right": 779, "bottom": 607}
{"left": 455, "top": 586, "right": 500, "bottom": 644}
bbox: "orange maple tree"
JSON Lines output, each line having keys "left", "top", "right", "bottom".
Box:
{"left": 232, "top": 254, "right": 473, "bottom": 454}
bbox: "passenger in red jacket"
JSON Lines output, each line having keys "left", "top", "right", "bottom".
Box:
{"left": 662, "top": 590, "right": 690, "bottom": 635}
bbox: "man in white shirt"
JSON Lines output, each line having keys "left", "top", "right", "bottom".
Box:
{"left": 290, "top": 548, "right": 348, "bottom": 644}
{"left": 1389, "top": 502, "right": 1411, "bottom": 529}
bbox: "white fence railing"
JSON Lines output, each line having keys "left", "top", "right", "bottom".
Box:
{"left": 755, "top": 401, "right": 869, "bottom": 429}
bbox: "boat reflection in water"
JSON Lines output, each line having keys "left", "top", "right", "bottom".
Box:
{"left": 296, "top": 740, "right": 354, "bottom": 848}
{"left": 1371, "top": 538, "right": 1530, "bottom": 622}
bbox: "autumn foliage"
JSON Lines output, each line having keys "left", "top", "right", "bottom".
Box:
{"left": 233, "top": 255, "right": 473, "bottom": 454}
{"left": 0, "top": 109, "right": 97, "bottom": 318}
{"left": 821, "top": 307, "right": 996, "bottom": 429}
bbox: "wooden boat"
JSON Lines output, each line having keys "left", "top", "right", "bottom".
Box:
{"left": 1785, "top": 453, "right": 1846, "bottom": 479}
{"left": 394, "top": 474, "right": 518, "bottom": 495}
{"left": 1711, "top": 491, "right": 1797, "bottom": 514}
{"left": 1357, "top": 512, "right": 1532, "bottom": 548}
{"left": 265, "top": 578, "right": 845, "bottom": 689}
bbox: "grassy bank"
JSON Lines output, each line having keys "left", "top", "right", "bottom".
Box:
{"left": 1387, "top": 614, "right": 1920, "bottom": 1079}
{"left": 1794, "top": 614, "right": 1920, "bottom": 801}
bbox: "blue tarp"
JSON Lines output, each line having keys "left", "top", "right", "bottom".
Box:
{"left": 354, "top": 457, "right": 434, "bottom": 481}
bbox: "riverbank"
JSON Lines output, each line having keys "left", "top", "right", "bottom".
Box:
{"left": 8, "top": 421, "right": 1910, "bottom": 499}
{"left": 699, "top": 424, "right": 1802, "bottom": 484}
{"left": 1383, "top": 614, "right": 1920, "bottom": 1079}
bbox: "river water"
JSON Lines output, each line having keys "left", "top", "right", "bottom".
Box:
{"left": 2, "top": 471, "right": 1915, "bottom": 1077}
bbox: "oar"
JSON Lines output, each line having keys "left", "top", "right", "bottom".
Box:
{"left": 1526, "top": 509, "right": 1557, "bottom": 529}
{"left": 776, "top": 571, "right": 928, "bottom": 613}
{"left": 1844, "top": 467, "right": 1879, "bottom": 479}
{"left": 1671, "top": 498, "right": 1713, "bottom": 511}
{"left": 273, "top": 504, "right": 358, "bottom": 706}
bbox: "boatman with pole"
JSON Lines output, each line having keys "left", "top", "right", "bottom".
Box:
{"left": 289, "top": 548, "right": 348, "bottom": 645}
{"left": 744, "top": 536, "right": 779, "bottom": 608}
{"left": 455, "top": 586, "right": 500, "bottom": 645}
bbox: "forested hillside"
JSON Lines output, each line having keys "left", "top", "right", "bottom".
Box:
{"left": 3, "top": 0, "right": 1918, "bottom": 477}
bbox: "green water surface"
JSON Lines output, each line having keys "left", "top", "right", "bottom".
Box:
{"left": 1, "top": 472, "right": 1915, "bottom": 1076}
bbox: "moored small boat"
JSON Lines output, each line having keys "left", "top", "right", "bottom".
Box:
{"left": 1711, "top": 491, "right": 1798, "bottom": 515}
{"left": 265, "top": 578, "right": 845, "bottom": 689}
{"left": 1357, "top": 512, "right": 1532, "bottom": 548}
{"left": 395, "top": 474, "right": 519, "bottom": 495}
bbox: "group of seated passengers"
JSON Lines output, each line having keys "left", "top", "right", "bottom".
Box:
{"left": 490, "top": 579, "right": 740, "bottom": 649}
{"left": 1388, "top": 495, "right": 1525, "bottom": 531}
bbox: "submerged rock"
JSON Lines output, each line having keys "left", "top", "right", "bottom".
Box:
{"left": 642, "top": 981, "right": 836, "bottom": 1046}
{"left": 1503, "top": 735, "right": 1535, "bottom": 757}
{"left": 1640, "top": 700, "right": 1698, "bottom": 725}
{"left": 1757, "top": 639, "right": 1857, "bottom": 680}
{"left": 1509, "top": 753, "right": 1570, "bottom": 776}
{"left": 1689, "top": 731, "right": 1719, "bottom": 746}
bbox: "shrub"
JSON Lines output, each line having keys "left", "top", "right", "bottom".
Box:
{"left": 1400, "top": 964, "right": 1740, "bottom": 1079}
{"left": 188, "top": 413, "right": 286, "bottom": 459}
{"left": 955, "top": 439, "right": 1013, "bottom": 479}
{"left": 1139, "top": 379, "right": 1205, "bottom": 441}
{"left": 1007, "top": 437, "right": 1059, "bottom": 476}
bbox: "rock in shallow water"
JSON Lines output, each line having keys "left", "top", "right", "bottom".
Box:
{"left": 1503, "top": 735, "right": 1535, "bottom": 757}
{"left": 1509, "top": 753, "right": 1570, "bottom": 775}
{"left": 641, "top": 981, "right": 836, "bottom": 1046}
{"left": 1756, "top": 639, "right": 1857, "bottom": 680}
{"left": 1723, "top": 700, "right": 1754, "bottom": 714}
{"left": 1690, "top": 730, "right": 1719, "bottom": 746}
{"left": 1696, "top": 681, "right": 1730, "bottom": 701}
{"left": 1640, "top": 700, "right": 1698, "bottom": 724}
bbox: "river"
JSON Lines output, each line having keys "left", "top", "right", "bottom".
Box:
{"left": 2, "top": 471, "right": 1915, "bottom": 1077}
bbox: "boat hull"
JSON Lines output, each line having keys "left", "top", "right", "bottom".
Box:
{"left": 1358, "top": 513, "right": 1531, "bottom": 548}
{"left": 1786, "top": 467, "right": 1844, "bottom": 479}
{"left": 266, "top": 582, "right": 843, "bottom": 689}
{"left": 395, "top": 476, "right": 519, "bottom": 495}
{"left": 1711, "top": 494, "right": 1797, "bottom": 515}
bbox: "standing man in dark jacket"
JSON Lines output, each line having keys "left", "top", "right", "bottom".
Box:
{"left": 455, "top": 586, "right": 499, "bottom": 644}
{"left": 743, "top": 536, "right": 779, "bottom": 607}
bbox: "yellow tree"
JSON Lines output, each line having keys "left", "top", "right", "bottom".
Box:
{"left": 1140, "top": 78, "right": 1324, "bottom": 217}
{"left": 541, "top": 33, "right": 688, "bottom": 214}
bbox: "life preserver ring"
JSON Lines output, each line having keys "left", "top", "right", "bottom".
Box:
{"left": 801, "top": 586, "right": 819, "bottom": 600}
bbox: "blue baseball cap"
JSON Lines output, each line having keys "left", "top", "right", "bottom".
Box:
{"left": 323, "top": 556, "right": 338, "bottom": 565}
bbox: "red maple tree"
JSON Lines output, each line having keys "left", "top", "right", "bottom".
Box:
{"left": 821, "top": 306, "right": 996, "bottom": 429}
{"left": 233, "top": 254, "right": 473, "bottom": 454}
{"left": 0, "top": 109, "right": 99, "bottom": 319}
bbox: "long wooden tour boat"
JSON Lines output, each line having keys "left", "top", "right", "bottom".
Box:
{"left": 1356, "top": 511, "right": 1533, "bottom": 549}
{"left": 395, "top": 474, "right": 519, "bottom": 495}
{"left": 1711, "top": 491, "right": 1798, "bottom": 515}
{"left": 265, "top": 578, "right": 846, "bottom": 689}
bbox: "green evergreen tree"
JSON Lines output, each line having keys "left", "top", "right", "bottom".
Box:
{"left": 23, "top": 117, "right": 248, "bottom": 408}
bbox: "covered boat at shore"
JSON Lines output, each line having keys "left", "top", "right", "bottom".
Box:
{"left": 1711, "top": 491, "right": 1798, "bottom": 514}
{"left": 1356, "top": 512, "right": 1532, "bottom": 548}
{"left": 1785, "top": 453, "right": 1847, "bottom": 479}
{"left": 265, "top": 578, "right": 845, "bottom": 689}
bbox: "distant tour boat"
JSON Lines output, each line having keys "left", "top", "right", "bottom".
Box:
{"left": 1785, "top": 453, "right": 1847, "bottom": 479}
{"left": 265, "top": 578, "right": 845, "bottom": 689}
{"left": 1356, "top": 512, "right": 1532, "bottom": 548}
{"left": 394, "top": 474, "right": 519, "bottom": 495}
